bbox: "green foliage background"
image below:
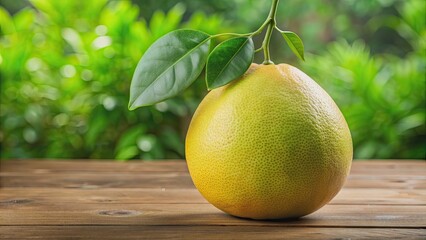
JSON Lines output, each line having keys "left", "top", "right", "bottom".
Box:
{"left": 0, "top": 0, "right": 425, "bottom": 160}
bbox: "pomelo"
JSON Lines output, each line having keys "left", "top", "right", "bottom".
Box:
{"left": 185, "top": 63, "right": 352, "bottom": 219}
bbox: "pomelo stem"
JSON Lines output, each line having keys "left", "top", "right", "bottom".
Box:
{"left": 262, "top": 0, "right": 279, "bottom": 65}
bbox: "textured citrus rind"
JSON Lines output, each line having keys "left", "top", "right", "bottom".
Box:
{"left": 185, "top": 64, "right": 353, "bottom": 219}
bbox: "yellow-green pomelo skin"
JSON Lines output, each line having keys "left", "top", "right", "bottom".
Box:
{"left": 185, "top": 64, "right": 353, "bottom": 220}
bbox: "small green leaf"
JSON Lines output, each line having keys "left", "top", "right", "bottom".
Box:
{"left": 115, "top": 146, "right": 139, "bottom": 161}
{"left": 206, "top": 37, "right": 254, "bottom": 90}
{"left": 280, "top": 31, "right": 305, "bottom": 61}
{"left": 129, "top": 29, "right": 211, "bottom": 110}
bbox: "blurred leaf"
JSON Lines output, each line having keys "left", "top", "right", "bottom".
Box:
{"left": 29, "top": 0, "right": 58, "bottom": 21}
{"left": 115, "top": 146, "right": 139, "bottom": 160}
{"left": 160, "top": 128, "right": 185, "bottom": 157}
{"left": 397, "top": 112, "right": 425, "bottom": 133}
{"left": 184, "top": 11, "right": 230, "bottom": 34}
{"left": 85, "top": 107, "right": 108, "bottom": 149}
{"left": 115, "top": 125, "right": 146, "bottom": 153}
{"left": 0, "top": 7, "right": 15, "bottom": 35}
{"left": 150, "top": 4, "right": 185, "bottom": 39}
{"left": 12, "top": 8, "right": 35, "bottom": 32}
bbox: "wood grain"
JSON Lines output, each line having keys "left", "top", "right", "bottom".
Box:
{"left": 1, "top": 187, "right": 425, "bottom": 205}
{"left": 0, "top": 172, "right": 195, "bottom": 189}
{"left": 1, "top": 159, "right": 425, "bottom": 239}
{"left": 2, "top": 159, "right": 424, "bottom": 174}
{"left": 1, "top": 173, "right": 425, "bottom": 189}
{"left": 2, "top": 160, "right": 425, "bottom": 190}
{"left": 0, "top": 160, "right": 189, "bottom": 173}
{"left": 1, "top": 203, "right": 425, "bottom": 227}
{"left": 1, "top": 226, "right": 425, "bottom": 240}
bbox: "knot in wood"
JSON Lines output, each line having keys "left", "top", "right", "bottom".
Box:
{"left": 97, "top": 210, "right": 141, "bottom": 217}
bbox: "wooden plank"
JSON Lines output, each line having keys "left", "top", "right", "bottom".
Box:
{"left": 1, "top": 203, "right": 425, "bottom": 227}
{"left": 333, "top": 188, "right": 426, "bottom": 205}
{"left": 0, "top": 226, "right": 424, "bottom": 240}
{"left": 0, "top": 188, "right": 207, "bottom": 204}
{"left": 0, "top": 172, "right": 195, "bottom": 189}
{"left": 1, "top": 172, "right": 425, "bottom": 189}
{"left": 0, "top": 160, "right": 425, "bottom": 239}
{"left": 0, "top": 160, "right": 189, "bottom": 173}
{"left": 349, "top": 160, "right": 426, "bottom": 175}
{"left": 345, "top": 174, "right": 426, "bottom": 189}
{"left": 1, "top": 160, "right": 425, "bottom": 174}
{"left": 350, "top": 160, "right": 425, "bottom": 167}
{"left": 1, "top": 188, "right": 425, "bottom": 205}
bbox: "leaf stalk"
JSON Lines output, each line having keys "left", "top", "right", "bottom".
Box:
{"left": 262, "top": 0, "right": 279, "bottom": 64}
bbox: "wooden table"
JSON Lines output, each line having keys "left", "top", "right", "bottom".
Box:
{"left": 0, "top": 160, "right": 425, "bottom": 239}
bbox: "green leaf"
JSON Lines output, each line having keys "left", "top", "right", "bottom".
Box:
{"left": 115, "top": 146, "right": 139, "bottom": 161}
{"left": 115, "top": 125, "right": 146, "bottom": 153}
{"left": 0, "top": 7, "right": 15, "bottom": 35}
{"left": 129, "top": 29, "right": 211, "bottom": 110}
{"left": 206, "top": 37, "right": 254, "bottom": 90}
{"left": 280, "top": 31, "right": 305, "bottom": 61}
{"left": 150, "top": 4, "right": 184, "bottom": 38}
